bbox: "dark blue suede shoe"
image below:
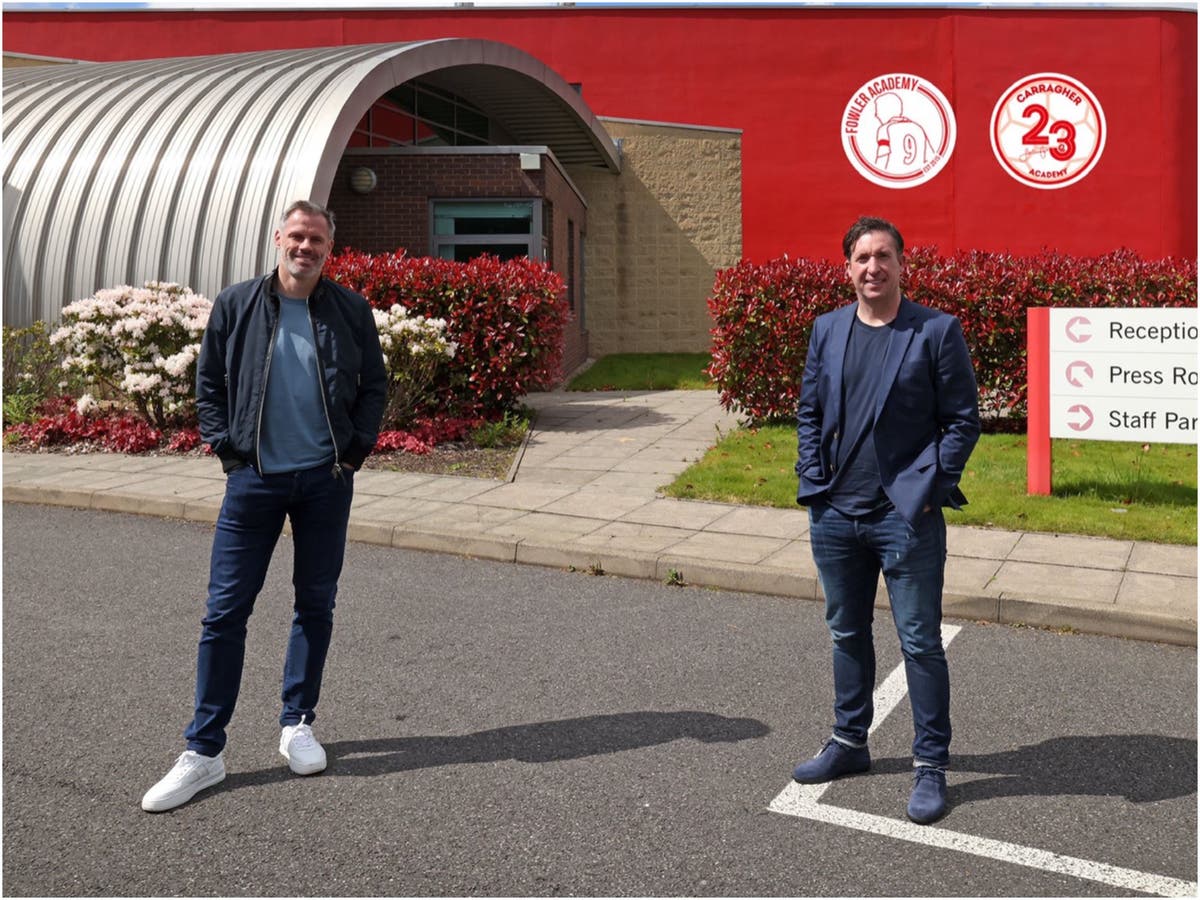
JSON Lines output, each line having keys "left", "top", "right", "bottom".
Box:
{"left": 792, "top": 738, "right": 871, "bottom": 783}
{"left": 907, "top": 766, "right": 948, "bottom": 824}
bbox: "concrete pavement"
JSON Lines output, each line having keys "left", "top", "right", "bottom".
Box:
{"left": 3, "top": 389, "right": 1195, "bottom": 646}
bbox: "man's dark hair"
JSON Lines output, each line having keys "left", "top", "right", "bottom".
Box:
{"left": 842, "top": 216, "right": 904, "bottom": 259}
{"left": 279, "top": 199, "right": 336, "bottom": 238}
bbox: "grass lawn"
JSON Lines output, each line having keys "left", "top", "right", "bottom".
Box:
{"left": 569, "top": 353, "right": 1197, "bottom": 544}
{"left": 567, "top": 353, "right": 713, "bottom": 391}
{"left": 663, "top": 426, "right": 1197, "bottom": 544}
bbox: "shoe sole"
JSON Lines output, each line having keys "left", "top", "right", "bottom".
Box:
{"left": 907, "top": 808, "right": 947, "bottom": 825}
{"left": 792, "top": 763, "right": 871, "bottom": 784}
{"left": 140, "top": 769, "right": 226, "bottom": 813}
{"left": 281, "top": 751, "right": 326, "bottom": 776}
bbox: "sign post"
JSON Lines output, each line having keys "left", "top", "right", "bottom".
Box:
{"left": 1027, "top": 308, "right": 1052, "bottom": 495}
{"left": 1026, "top": 307, "right": 1198, "bottom": 495}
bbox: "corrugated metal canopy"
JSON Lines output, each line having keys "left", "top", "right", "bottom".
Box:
{"left": 2, "top": 40, "right": 620, "bottom": 325}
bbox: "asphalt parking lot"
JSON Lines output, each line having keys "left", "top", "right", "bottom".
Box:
{"left": 4, "top": 504, "right": 1195, "bottom": 896}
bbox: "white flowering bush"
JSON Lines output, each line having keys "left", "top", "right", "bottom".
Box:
{"left": 50, "top": 281, "right": 211, "bottom": 429}
{"left": 373, "top": 303, "right": 457, "bottom": 428}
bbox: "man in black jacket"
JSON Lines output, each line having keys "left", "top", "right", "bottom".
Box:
{"left": 142, "top": 200, "right": 387, "bottom": 812}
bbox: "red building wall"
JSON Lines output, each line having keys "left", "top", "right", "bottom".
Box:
{"left": 4, "top": 6, "right": 1195, "bottom": 262}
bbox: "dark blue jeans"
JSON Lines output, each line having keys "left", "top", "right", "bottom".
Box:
{"left": 184, "top": 463, "right": 354, "bottom": 756}
{"left": 808, "top": 501, "right": 950, "bottom": 767}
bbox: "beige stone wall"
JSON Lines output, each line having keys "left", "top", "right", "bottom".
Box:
{"left": 3, "top": 53, "right": 78, "bottom": 68}
{"left": 568, "top": 118, "right": 741, "bottom": 358}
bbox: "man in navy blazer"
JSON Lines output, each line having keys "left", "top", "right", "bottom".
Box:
{"left": 793, "top": 216, "right": 980, "bottom": 825}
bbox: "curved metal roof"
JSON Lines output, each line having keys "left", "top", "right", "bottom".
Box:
{"left": 2, "top": 40, "right": 620, "bottom": 325}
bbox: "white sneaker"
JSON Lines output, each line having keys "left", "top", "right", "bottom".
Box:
{"left": 279, "top": 720, "right": 326, "bottom": 775}
{"left": 141, "top": 750, "right": 225, "bottom": 812}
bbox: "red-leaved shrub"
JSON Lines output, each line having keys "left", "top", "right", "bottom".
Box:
{"left": 373, "top": 416, "right": 480, "bottom": 456}
{"left": 708, "top": 248, "right": 1196, "bottom": 427}
{"left": 167, "top": 427, "right": 203, "bottom": 453}
{"left": 5, "top": 407, "right": 162, "bottom": 453}
{"left": 325, "top": 250, "right": 569, "bottom": 419}
{"left": 706, "top": 255, "right": 851, "bottom": 424}
{"left": 374, "top": 431, "right": 434, "bottom": 455}
{"left": 4, "top": 395, "right": 208, "bottom": 455}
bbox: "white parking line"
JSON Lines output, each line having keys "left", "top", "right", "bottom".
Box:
{"left": 768, "top": 625, "right": 1198, "bottom": 898}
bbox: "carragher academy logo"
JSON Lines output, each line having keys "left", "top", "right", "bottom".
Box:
{"left": 990, "top": 73, "right": 1106, "bottom": 189}
{"left": 841, "top": 74, "right": 956, "bottom": 189}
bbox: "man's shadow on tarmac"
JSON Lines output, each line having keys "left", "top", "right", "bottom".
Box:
{"left": 221, "top": 710, "right": 769, "bottom": 791}
{"left": 871, "top": 734, "right": 1196, "bottom": 803}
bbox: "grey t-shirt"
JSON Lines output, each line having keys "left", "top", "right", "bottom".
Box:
{"left": 257, "top": 295, "right": 335, "bottom": 474}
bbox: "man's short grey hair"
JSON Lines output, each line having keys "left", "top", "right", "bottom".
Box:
{"left": 842, "top": 216, "right": 904, "bottom": 259}
{"left": 279, "top": 200, "right": 336, "bottom": 238}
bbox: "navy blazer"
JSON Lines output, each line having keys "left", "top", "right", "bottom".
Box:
{"left": 796, "top": 297, "right": 981, "bottom": 528}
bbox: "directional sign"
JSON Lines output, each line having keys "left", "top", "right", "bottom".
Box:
{"left": 1047, "top": 308, "right": 1198, "bottom": 443}
{"left": 1064, "top": 361, "right": 1093, "bottom": 387}
{"left": 1065, "top": 316, "right": 1092, "bottom": 343}
{"left": 1065, "top": 404, "right": 1093, "bottom": 431}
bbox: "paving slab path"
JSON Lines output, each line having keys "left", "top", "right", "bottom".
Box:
{"left": 4, "top": 389, "right": 1195, "bottom": 646}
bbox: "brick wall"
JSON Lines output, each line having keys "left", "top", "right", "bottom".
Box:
{"left": 329, "top": 152, "right": 547, "bottom": 255}
{"left": 328, "top": 126, "right": 741, "bottom": 379}
{"left": 329, "top": 149, "right": 589, "bottom": 379}
{"left": 539, "top": 157, "right": 589, "bottom": 376}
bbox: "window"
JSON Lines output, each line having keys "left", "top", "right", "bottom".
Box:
{"left": 578, "top": 228, "right": 586, "bottom": 330}
{"left": 567, "top": 218, "right": 575, "bottom": 311}
{"left": 353, "top": 81, "right": 492, "bottom": 148}
{"left": 431, "top": 200, "right": 543, "bottom": 262}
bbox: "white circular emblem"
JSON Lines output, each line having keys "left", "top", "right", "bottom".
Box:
{"left": 990, "top": 72, "right": 1106, "bottom": 189}
{"left": 841, "top": 74, "right": 957, "bottom": 189}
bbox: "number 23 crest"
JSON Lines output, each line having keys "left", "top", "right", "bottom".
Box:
{"left": 990, "top": 72, "right": 1106, "bottom": 190}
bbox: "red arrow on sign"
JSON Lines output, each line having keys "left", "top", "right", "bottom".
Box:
{"left": 1067, "top": 404, "right": 1094, "bottom": 431}
{"left": 1066, "top": 361, "right": 1093, "bottom": 386}
{"left": 1066, "top": 316, "right": 1092, "bottom": 343}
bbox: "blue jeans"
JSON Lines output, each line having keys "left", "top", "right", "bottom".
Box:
{"left": 808, "top": 501, "right": 950, "bottom": 767}
{"left": 184, "top": 462, "right": 354, "bottom": 756}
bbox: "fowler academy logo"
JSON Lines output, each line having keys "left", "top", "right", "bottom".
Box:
{"left": 990, "top": 73, "right": 1106, "bottom": 189}
{"left": 841, "top": 74, "right": 956, "bottom": 189}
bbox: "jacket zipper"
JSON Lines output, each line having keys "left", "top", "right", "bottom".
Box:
{"left": 254, "top": 307, "right": 280, "bottom": 474}
{"left": 307, "top": 298, "right": 342, "bottom": 478}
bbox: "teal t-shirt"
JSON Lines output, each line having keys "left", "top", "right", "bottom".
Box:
{"left": 258, "top": 296, "right": 336, "bottom": 474}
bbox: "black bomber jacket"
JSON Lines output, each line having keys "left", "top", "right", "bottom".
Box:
{"left": 195, "top": 272, "right": 388, "bottom": 473}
